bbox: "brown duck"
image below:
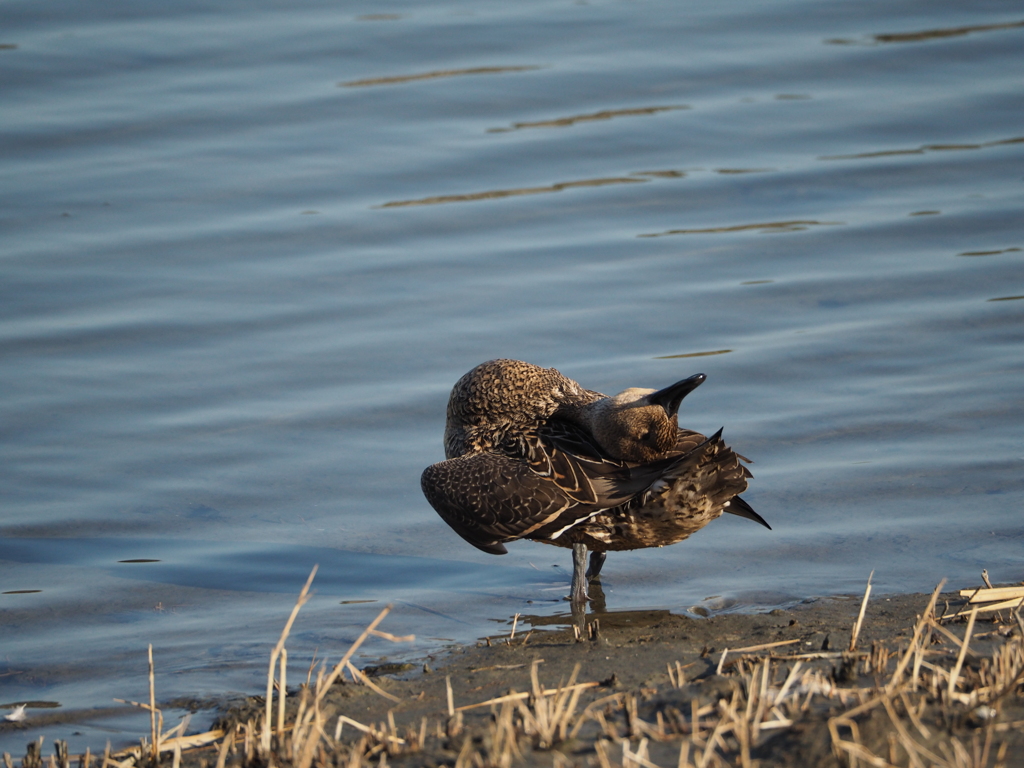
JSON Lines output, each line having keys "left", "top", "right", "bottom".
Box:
{"left": 421, "top": 359, "right": 769, "bottom": 606}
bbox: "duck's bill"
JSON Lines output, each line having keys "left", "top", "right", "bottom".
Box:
{"left": 648, "top": 373, "right": 706, "bottom": 417}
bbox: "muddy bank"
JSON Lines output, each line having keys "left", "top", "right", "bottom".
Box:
{"left": 5, "top": 582, "right": 1023, "bottom": 767}
{"left": 206, "top": 583, "right": 1022, "bottom": 767}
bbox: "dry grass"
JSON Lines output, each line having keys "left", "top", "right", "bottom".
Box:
{"left": 5, "top": 569, "right": 1024, "bottom": 768}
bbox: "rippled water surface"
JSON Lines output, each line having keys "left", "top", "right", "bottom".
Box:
{"left": 2, "top": 0, "right": 1023, "bottom": 751}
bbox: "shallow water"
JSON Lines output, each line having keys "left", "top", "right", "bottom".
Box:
{"left": 2, "top": 0, "right": 1023, "bottom": 752}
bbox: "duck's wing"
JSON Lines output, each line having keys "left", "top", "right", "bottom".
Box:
{"left": 421, "top": 451, "right": 581, "bottom": 554}
{"left": 423, "top": 422, "right": 742, "bottom": 553}
{"left": 422, "top": 426, "right": 675, "bottom": 553}
{"left": 527, "top": 421, "right": 628, "bottom": 504}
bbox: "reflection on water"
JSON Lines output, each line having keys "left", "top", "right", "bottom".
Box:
{"left": 959, "top": 248, "right": 1021, "bottom": 257}
{"left": 826, "top": 19, "right": 1024, "bottom": 45}
{"left": 380, "top": 175, "right": 648, "bottom": 207}
{"left": 654, "top": 350, "right": 733, "bottom": 360}
{"left": 2, "top": 0, "right": 1023, "bottom": 754}
{"left": 639, "top": 220, "right": 843, "bottom": 237}
{"left": 340, "top": 66, "right": 540, "bottom": 88}
{"left": 821, "top": 135, "right": 1024, "bottom": 160}
{"left": 488, "top": 106, "right": 689, "bottom": 133}
{"left": 873, "top": 19, "right": 1024, "bottom": 44}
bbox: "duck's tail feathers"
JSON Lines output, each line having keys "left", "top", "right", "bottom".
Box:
{"left": 724, "top": 495, "right": 771, "bottom": 529}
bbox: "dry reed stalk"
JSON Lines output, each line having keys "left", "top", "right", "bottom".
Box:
{"left": 213, "top": 731, "right": 232, "bottom": 768}
{"left": 676, "top": 661, "right": 693, "bottom": 688}
{"left": 959, "top": 586, "right": 1024, "bottom": 603}
{"left": 334, "top": 716, "right": 405, "bottom": 745}
{"left": 620, "top": 738, "right": 661, "bottom": 768}
{"left": 367, "top": 629, "right": 415, "bottom": 643}
{"left": 160, "top": 715, "right": 191, "bottom": 744}
{"left": 568, "top": 692, "right": 625, "bottom": 739}
{"left": 881, "top": 695, "right": 945, "bottom": 766}
{"left": 676, "top": 740, "right": 692, "bottom": 768}
{"left": 455, "top": 680, "right": 600, "bottom": 713}
{"left": 310, "top": 605, "right": 397, "bottom": 714}
{"left": 689, "top": 699, "right": 703, "bottom": 747}
{"left": 750, "top": 660, "right": 771, "bottom": 741}
{"left": 897, "top": 690, "right": 930, "bottom": 740}
{"left": 715, "top": 649, "right": 729, "bottom": 676}
{"left": 551, "top": 667, "right": 586, "bottom": 743}
{"left": 850, "top": 571, "right": 874, "bottom": 652}
{"left": 506, "top": 661, "right": 590, "bottom": 749}
{"left": 887, "top": 580, "right": 945, "bottom": 693}
{"left": 717, "top": 639, "right": 801, "bottom": 675}
{"left": 774, "top": 660, "right": 803, "bottom": 708}
{"left": 294, "top": 715, "right": 326, "bottom": 768}
{"left": 773, "top": 650, "right": 854, "bottom": 660}
{"left": 945, "top": 596, "right": 1024, "bottom": 618}
{"left": 928, "top": 618, "right": 977, "bottom": 655}
{"left": 345, "top": 661, "right": 400, "bottom": 703}
{"left": 277, "top": 647, "right": 287, "bottom": 738}
{"left": 147, "top": 645, "right": 157, "bottom": 765}
{"left": 509, "top": 613, "right": 520, "bottom": 641}
{"left": 154, "top": 731, "right": 225, "bottom": 754}
{"left": 827, "top": 716, "right": 887, "bottom": 768}
{"left": 948, "top": 606, "right": 978, "bottom": 698}
{"left": 446, "top": 675, "right": 454, "bottom": 716}
{"left": 697, "top": 714, "right": 729, "bottom": 768}
{"left": 757, "top": 717, "right": 794, "bottom": 732}
{"left": 293, "top": 687, "right": 310, "bottom": 753}
{"left": 263, "top": 564, "right": 318, "bottom": 753}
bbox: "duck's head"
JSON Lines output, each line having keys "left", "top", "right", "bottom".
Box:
{"left": 586, "top": 373, "right": 706, "bottom": 463}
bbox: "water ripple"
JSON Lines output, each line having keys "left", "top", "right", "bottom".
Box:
{"left": 638, "top": 220, "right": 842, "bottom": 237}
{"left": 826, "top": 19, "right": 1024, "bottom": 45}
{"left": 874, "top": 19, "right": 1024, "bottom": 44}
{"left": 378, "top": 175, "right": 648, "bottom": 208}
{"left": 654, "top": 350, "right": 733, "bottom": 360}
{"left": 487, "top": 105, "right": 688, "bottom": 133}
{"left": 958, "top": 248, "right": 1021, "bottom": 257}
{"left": 340, "top": 65, "right": 540, "bottom": 88}
{"left": 821, "top": 135, "right": 1024, "bottom": 161}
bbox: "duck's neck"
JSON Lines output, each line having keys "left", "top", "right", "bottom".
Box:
{"left": 555, "top": 398, "right": 619, "bottom": 447}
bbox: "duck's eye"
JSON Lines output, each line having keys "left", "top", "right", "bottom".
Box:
{"left": 639, "top": 430, "right": 651, "bottom": 442}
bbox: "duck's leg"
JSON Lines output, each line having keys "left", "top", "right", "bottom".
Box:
{"left": 586, "top": 551, "right": 607, "bottom": 581}
{"left": 570, "top": 542, "right": 589, "bottom": 607}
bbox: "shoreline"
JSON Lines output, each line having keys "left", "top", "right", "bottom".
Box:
{"left": 6, "top": 577, "right": 1022, "bottom": 767}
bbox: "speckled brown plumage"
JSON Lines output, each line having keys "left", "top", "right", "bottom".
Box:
{"left": 421, "top": 359, "right": 768, "bottom": 604}
{"left": 442, "top": 359, "right": 604, "bottom": 459}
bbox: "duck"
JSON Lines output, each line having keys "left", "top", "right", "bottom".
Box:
{"left": 421, "top": 359, "right": 769, "bottom": 607}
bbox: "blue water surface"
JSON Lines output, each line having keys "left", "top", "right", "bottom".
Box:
{"left": 2, "top": 0, "right": 1023, "bottom": 752}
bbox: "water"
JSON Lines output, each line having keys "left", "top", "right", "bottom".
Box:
{"left": 2, "top": 0, "right": 1023, "bottom": 751}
